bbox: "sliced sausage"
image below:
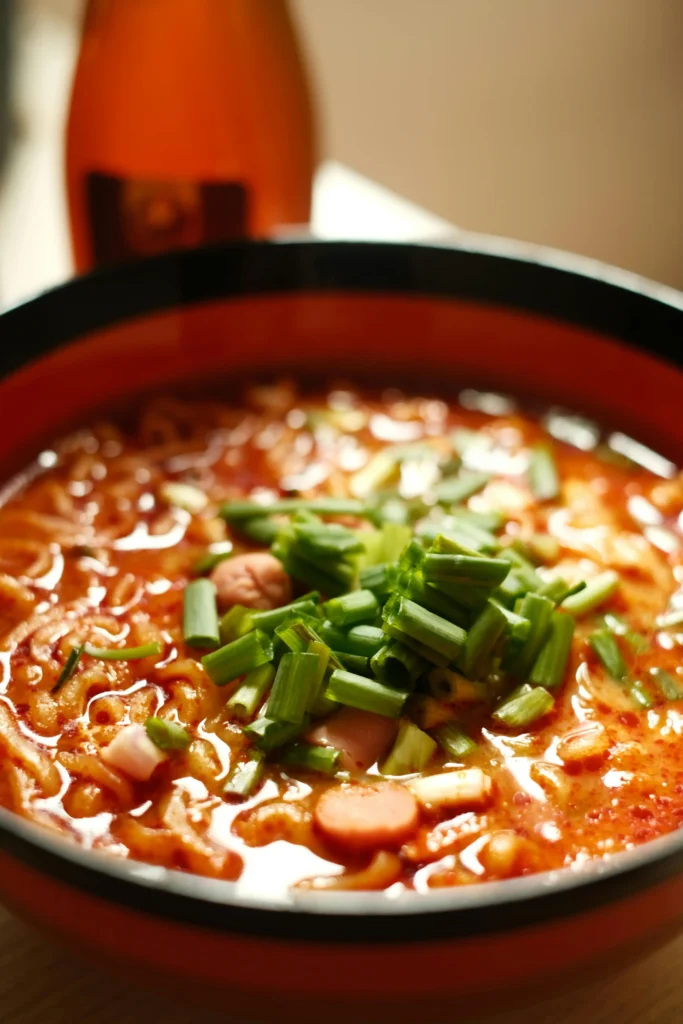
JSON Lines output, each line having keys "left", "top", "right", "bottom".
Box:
{"left": 306, "top": 707, "right": 398, "bottom": 772}
{"left": 211, "top": 552, "right": 292, "bottom": 611}
{"left": 314, "top": 782, "right": 419, "bottom": 852}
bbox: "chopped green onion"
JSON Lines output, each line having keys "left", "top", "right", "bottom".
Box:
{"left": 602, "top": 612, "right": 649, "bottom": 653}
{"left": 491, "top": 601, "right": 531, "bottom": 660}
{"left": 384, "top": 597, "right": 467, "bottom": 663}
{"left": 493, "top": 684, "right": 555, "bottom": 727}
{"left": 281, "top": 742, "right": 341, "bottom": 775}
{"left": 371, "top": 641, "right": 427, "bottom": 689}
{"left": 325, "top": 669, "right": 408, "bottom": 718}
{"left": 318, "top": 622, "right": 385, "bottom": 658}
{"left": 380, "top": 522, "right": 413, "bottom": 563}
{"left": 383, "top": 620, "right": 450, "bottom": 667}
{"left": 423, "top": 553, "right": 510, "bottom": 588}
{"left": 192, "top": 542, "right": 233, "bottom": 576}
{"left": 159, "top": 481, "right": 208, "bottom": 514}
{"left": 226, "top": 664, "right": 275, "bottom": 720}
{"left": 428, "top": 667, "right": 488, "bottom": 704}
{"left": 459, "top": 600, "right": 507, "bottom": 679}
{"left": 528, "top": 444, "right": 560, "bottom": 502}
{"left": 381, "top": 721, "right": 436, "bottom": 775}
{"left": 183, "top": 578, "right": 220, "bottom": 650}
{"left": 52, "top": 644, "right": 84, "bottom": 693}
{"left": 561, "top": 570, "right": 619, "bottom": 616}
{"left": 324, "top": 589, "right": 379, "bottom": 627}
{"left": 503, "top": 592, "right": 554, "bottom": 676}
{"left": 219, "top": 604, "right": 251, "bottom": 644}
{"left": 83, "top": 641, "right": 162, "bottom": 661}
{"left": 588, "top": 629, "right": 627, "bottom": 681}
{"left": 266, "top": 652, "right": 320, "bottom": 724}
{"left": 434, "top": 723, "right": 477, "bottom": 760}
{"left": 434, "top": 472, "right": 490, "bottom": 506}
{"left": 529, "top": 611, "right": 574, "bottom": 688}
{"left": 145, "top": 717, "right": 191, "bottom": 751}
{"left": 293, "top": 522, "right": 364, "bottom": 559}
{"left": 651, "top": 668, "right": 683, "bottom": 701}
{"left": 450, "top": 507, "right": 505, "bottom": 532}
{"left": 243, "top": 716, "right": 305, "bottom": 751}
{"left": 495, "top": 570, "right": 529, "bottom": 607}
{"left": 359, "top": 562, "right": 396, "bottom": 598}
{"left": 202, "top": 630, "right": 273, "bottom": 686}
{"left": 238, "top": 516, "right": 281, "bottom": 545}
{"left": 222, "top": 497, "right": 370, "bottom": 521}
{"left": 242, "top": 598, "right": 321, "bottom": 636}
{"left": 335, "top": 652, "right": 371, "bottom": 675}
{"left": 273, "top": 542, "right": 353, "bottom": 597}
{"left": 398, "top": 570, "right": 470, "bottom": 627}
{"left": 307, "top": 639, "right": 333, "bottom": 711}
{"left": 224, "top": 751, "right": 265, "bottom": 797}
{"left": 630, "top": 680, "right": 654, "bottom": 709}
{"left": 537, "top": 577, "right": 586, "bottom": 605}
{"left": 498, "top": 547, "right": 543, "bottom": 592}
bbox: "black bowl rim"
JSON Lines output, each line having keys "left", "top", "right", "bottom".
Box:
{"left": 1, "top": 236, "right": 683, "bottom": 946}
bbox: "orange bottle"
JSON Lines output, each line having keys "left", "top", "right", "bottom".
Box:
{"left": 65, "top": 0, "right": 316, "bottom": 273}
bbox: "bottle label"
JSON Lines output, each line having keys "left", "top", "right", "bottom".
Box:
{"left": 86, "top": 173, "right": 249, "bottom": 266}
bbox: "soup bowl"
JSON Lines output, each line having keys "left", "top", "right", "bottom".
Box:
{"left": 1, "top": 238, "right": 683, "bottom": 1019}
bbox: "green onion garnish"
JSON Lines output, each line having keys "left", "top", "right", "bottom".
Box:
{"left": 335, "top": 652, "right": 371, "bottom": 676}
{"left": 371, "top": 640, "right": 427, "bottom": 689}
{"left": 398, "top": 571, "right": 470, "bottom": 627}
{"left": 528, "top": 444, "right": 560, "bottom": 502}
{"left": 493, "top": 684, "right": 555, "bottom": 727}
{"left": 630, "top": 680, "right": 654, "bottom": 709}
{"left": 192, "top": 543, "right": 233, "bottom": 576}
{"left": 83, "top": 641, "right": 162, "bottom": 661}
{"left": 588, "top": 629, "right": 627, "bottom": 681}
{"left": 219, "top": 604, "right": 251, "bottom": 644}
{"left": 381, "top": 721, "right": 436, "bottom": 775}
{"left": 434, "top": 472, "right": 490, "bottom": 506}
{"left": 324, "top": 589, "right": 379, "bottom": 628}
{"left": 325, "top": 669, "right": 408, "bottom": 718}
{"left": 602, "top": 612, "right": 649, "bottom": 653}
{"left": 459, "top": 600, "right": 507, "bottom": 679}
{"left": 265, "top": 652, "right": 321, "bottom": 724}
{"left": 504, "top": 592, "right": 554, "bottom": 676}
{"left": 423, "top": 552, "right": 510, "bottom": 588}
{"left": 242, "top": 597, "right": 321, "bottom": 636}
{"left": 651, "top": 669, "right": 683, "bottom": 701}
{"left": 537, "top": 577, "right": 586, "bottom": 605}
{"left": 238, "top": 516, "right": 281, "bottom": 545}
{"left": 183, "top": 578, "right": 220, "bottom": 650}
{"left": 317, "top": 622, "right": 385, "bottom": 658}
{"left": 529, "top": 611, "right": 575, "bottom": 688}
{"left": 561, "top": 570, "right": 619, "bottom": 616}
{"left": 226, "top": 664, "right": 275, "bottom": 720}
{"left": 434, "top": 723, "right": 477, "bottom": 760}
{"left": 145, "top": 717, "right": 191, "bottom": 751}
{"left": 224, "top": 751, "right": 265, "bottom": 797}
{"left": 359, "top": 562, "right": 396, "bottom": 598}
{"left": 384, "top": 597, "right": 467, "bottom": 663}
{"left": 222, "top": 497, "right": 371, "bottom": 521}
{"left": 243, "top": 716, "right": 305, "bottom": 751}
{"left": 281, "top": 742, "right": 341, "bottom": 775}
{"left": 52, "top": 644, "right": 84, "bottom": 693}
{"left": 202, "top": 630, "right": 273, "bottom": 686}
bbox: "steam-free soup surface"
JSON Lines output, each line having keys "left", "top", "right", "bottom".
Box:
{"left": 1, "top": 382, "right": 683, "bottom": 895}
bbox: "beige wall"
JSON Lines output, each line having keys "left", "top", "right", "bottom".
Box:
{"left": 294, "top": 0, "right": 683, "bottom": 287}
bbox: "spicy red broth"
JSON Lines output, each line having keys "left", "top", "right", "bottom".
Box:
{"left": 1, "top": 381, "right": 683, "bottom": 896}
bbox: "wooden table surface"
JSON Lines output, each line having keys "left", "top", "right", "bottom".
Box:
{"left": 0, "top": 904, "right": 680, "bottom": 1023}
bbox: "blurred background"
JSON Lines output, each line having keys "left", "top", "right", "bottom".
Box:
{"left": 0, "top": 0, "right": 682, "bottom": 307}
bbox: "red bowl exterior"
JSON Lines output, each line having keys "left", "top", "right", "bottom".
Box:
{"left": 2, "top": 240, "right": 683, "bottom": 1011}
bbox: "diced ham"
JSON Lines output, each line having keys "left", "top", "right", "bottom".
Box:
{"left": 306, "top": 707, "right": 398, "bottom": 772}
{"left": 102, "top": 724, "right": 168, "bottom": 782}
{"left": 314, "top": 782, "right": 419, "bottom": 852}
{"left": 211, "top": 552, "right": 292, "bottom": 611}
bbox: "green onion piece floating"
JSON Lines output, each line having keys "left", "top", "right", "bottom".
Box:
{"left": 183, "top": 578, "right": 220, "bottom": 650}
{"left": 324, "top": 589, "right": 379, "bottom": 628}
{"left": 529, "top": 611, "right": 575, "bottom": 688}
{"left": 243, "top": 598, "right": 321, "bottom": 636}
{"left": 243, "top": 715, "right": 305, "bottom": 751}
{"left": 651, "top": 668, "right": 683, "bottom": 701}
{"left": 221, "top": 497, "right": 371, "bottom": 521}
{"left": 281, "top": 742, "right": 341, "bottom": 775}
{"left": 561, "top": 570, "right": 619, "bottom": 617}
{"left": 493, "top": 684, "right": 555, "bottom": 727}
{"left": 434, "top": 472, "right": 490, "bottom": 506}
{"left": 224, "top": 751, "right": 265, "bottom": 797}
{"left": 528, "top": 444, "right": 560, "bottom": 502}
{"left": 52, "top": 644, "right": 84, "bottom": 694}
{"left": 381, "top": 721, "right": 436, "bottom": 775}
{"left": 602, "top": 612, "right": 649, "bottom": 653}
{"left": 588, "top": 629, "right": 627, "bottom": 681}
{"left": 266, "top": 651, "right": 321, "bottom": 724}
{"left": 434, "top": 722, "right": 477, "bottom": 760}
{"left": 83, "top": 641, "right": 162, "bottom": 662}
{"left": 630, "top": 680, "right": 654, "bottom": 709}
{"left": 325, "top": 669, "right": 408, "bottom": 718}
{"left": 202, "top": 630, "right": 273, "bottom": 686}
{"left": 384, "top": 597, "right": 467, "bottom": 663}
{"left": 226, "top": 664, "right": 275, "bottom": 720}
{"left": 145, "top": 716, "right": 191, "bottom": 751}
{"left": 459, "top": 600, "right": 507, "bottom": 679}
